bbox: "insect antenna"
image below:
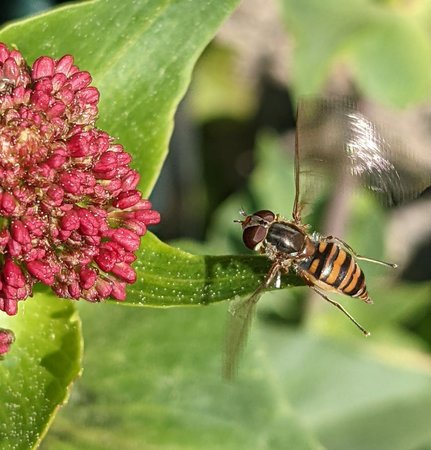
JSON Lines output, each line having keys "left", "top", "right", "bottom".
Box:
{"left": 234, "top": 208, "right": 248, "bottom": 224}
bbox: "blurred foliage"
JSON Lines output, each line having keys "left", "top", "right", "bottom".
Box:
{"left": 280, "top": 0, "right": 431, "bottom": 106}
{"left": 190, "top": 45, "right": 256, "bottom": 122}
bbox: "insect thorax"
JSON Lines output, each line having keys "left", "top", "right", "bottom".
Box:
{"left": 265, "top": 221, "right": 307, "bottom": 257}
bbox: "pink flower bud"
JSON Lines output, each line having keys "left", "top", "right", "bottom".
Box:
{"left": 31, "top": 91, "right": 51, "bottom": 110}
{"left": 79, "top": 266, "right": 97, "bottom": 289}
{"left": 110, "top": 281, "right": 126, "bottom": 301}
{"left": 60, "top": 171, "right": 82, "bottom": 194}
{"left": 105, "top": 228, "right": 140, "bottom": 252}
{"left": 3, "top": 58, "right": 19, "bottom": 81}
{"left": 0, "top": 328, "right": 15, "bottom": 355}
{"left": 3, "top": 259, "right": 25, "bottom": 288}
{"left": 27, "top": 260, "right": 56, "bottom": 285}
{"left": 69, "top": 71, "right": 91, "bottom": 91}
{"left": 60, "top": 209, "right": 80, "bottom": 231}
{"left": 76, "top": 87, "right": 99, "bottom": 104}
{"left": 32, "top": 56, "right": 55, "bottom": 80}
{"left": 122, "top": 219, "right": 147, "bottom": 236}
{"left": 111, "top": 262, "right": 136, "bottom": 283}
{"left": 0, "top": 229, "right": 10, "bottom": 248}
{"left": 112, "top": 191, "right": 142, "bottom": 209}
{"left": 7, "top": 239, "right": 22, "bottom": 257}
{"left": 78, "top": 209, "right": 101, "bottom": 236}
{"left": 134, "top": 208, "right": 161, "bottom": 225}
{"left": 46, "top": 185, "right": 65, "bottom": 205}
{"left": 47, "top": 102, "right": 66, "bottom": 119}
{"left": 94, "top": 249, "right": 115, "bottom": 272}
{"left": 10, "top": 221, "right": 31, "bottom": 245}
{"left": 68, "top": 281, "right": 81, "bottom": 298}
{"left": 0, "top": 192, "right": 16, "bottom": 215}
{"left": 55, "top": 55, "right": 74, "bottom": 76}
{"left": 121, "top": 170, "right": 140, "bottom": 191}
{"left": 95, "top": 278, "right": 113, "bottom": 298}
{"left": 0, "top": 44, "right": 9, "bottom": 63}
{"left": 45, "top": 148, "right": 67, "bottom": 168}
{"left": 51, "top": 73, "right": 67, "bottom": 91}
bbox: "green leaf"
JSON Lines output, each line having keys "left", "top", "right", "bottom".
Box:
{"left": 0, "top": 292, "right": 82, "bottom": 450}
{"left": 126, "top": 231, "right": 302, "bottom": 306}
{"left": 0, "top": 0, "right": 241, "bottom": 196}
{"left": 42, "top": 302, "right": 323, "bottom": 450}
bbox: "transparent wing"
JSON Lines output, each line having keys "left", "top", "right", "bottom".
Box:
{"left": 223, "top": 262, "right": 280, "bottom": 380}
{"left": 223, "top": 292, "right": 262, "bottom": 380}
{"left": 293, "top": 97, "right": 431, "bottom": 222}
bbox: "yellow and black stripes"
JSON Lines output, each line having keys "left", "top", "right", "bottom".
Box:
{"left": 303, "top": 241, "right": 370, "bottom": 301}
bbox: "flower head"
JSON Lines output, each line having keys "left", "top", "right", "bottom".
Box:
{"left": 0, "top": 43, "right": 160, "bottom": 316}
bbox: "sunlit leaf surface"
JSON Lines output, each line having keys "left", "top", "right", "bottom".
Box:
{"left": 0, "top": 292, "right": 82, "bottom": 450}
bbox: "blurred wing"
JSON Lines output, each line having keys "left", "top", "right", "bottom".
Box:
{"left": 223, "top": 291, "right": 261, "bottom": 380}
{"left": 224, "top": 261, "right": 281, "bottom": 379}
{"left": 293, "top": 98, "right": 431, "bottom": 221}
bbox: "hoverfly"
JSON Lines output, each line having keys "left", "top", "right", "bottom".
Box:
{"left": 224, "top": 98, "right": 431, "bottom": 379}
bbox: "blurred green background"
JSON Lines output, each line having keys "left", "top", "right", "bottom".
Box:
{"left": 2, "top": 0, "right": 431, "bottom": 449}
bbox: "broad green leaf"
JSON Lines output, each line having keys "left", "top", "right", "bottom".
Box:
{"left": 42, "top": 301, "right": 323, "bottom": 450}
{"left": 0, "top": 0, "right": 241, "bottom": 196}
{"left": 0, "top": 292, "right": 82, "bottom": 450}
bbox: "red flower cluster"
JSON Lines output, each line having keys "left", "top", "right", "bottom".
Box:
{"left": 0, "top": 43, "right": 160, "bottom": 316}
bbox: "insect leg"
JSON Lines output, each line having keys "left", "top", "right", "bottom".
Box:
{"left": 224, "top": 261, "right": 281, "bottom": 380}
{"left": 311, "top": 287, "right": 370, "bottom": 337}
{"left": 324, "top": 235, "right": 397, "bottom": 268}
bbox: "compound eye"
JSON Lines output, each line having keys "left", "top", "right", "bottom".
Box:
{"left": 243, "top": 225, "right": 267, "bottom": 250}
{"left": 254, "top": 210, "right": 275, "bottom": 222}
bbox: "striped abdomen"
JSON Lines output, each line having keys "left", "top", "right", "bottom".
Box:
{"left": 300, "top": 241, "right": 370, "bottom": 302}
